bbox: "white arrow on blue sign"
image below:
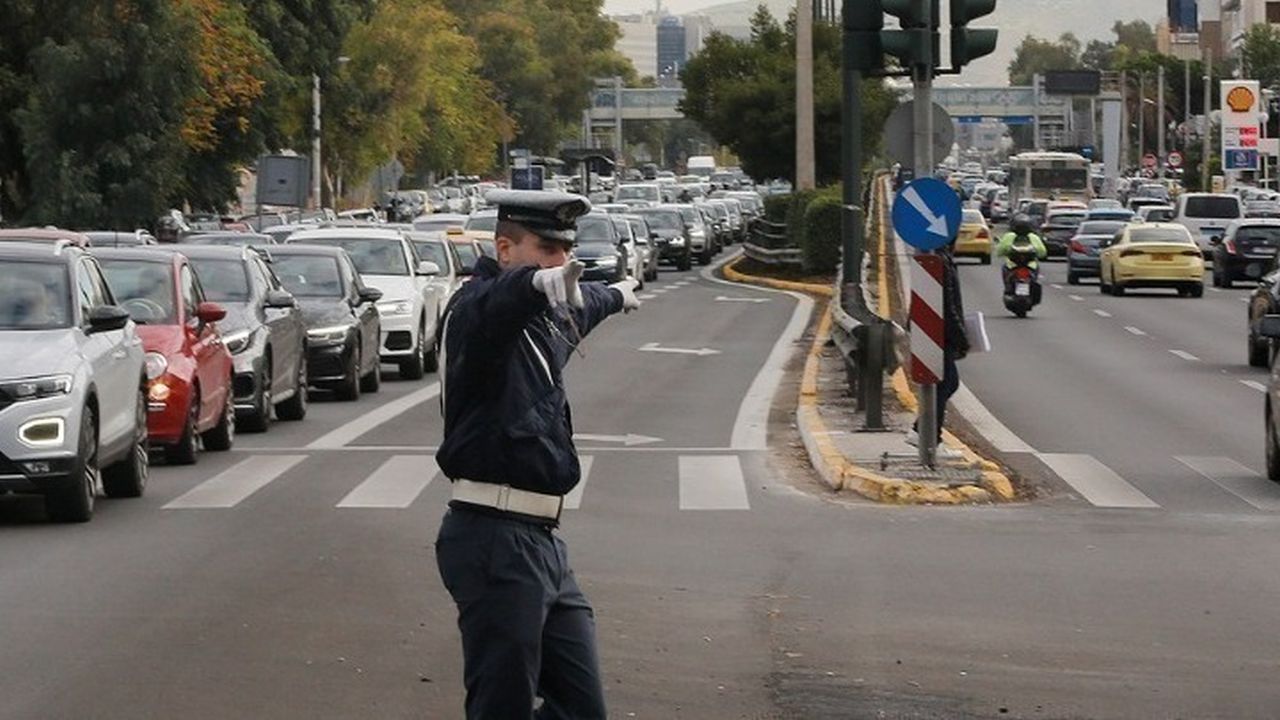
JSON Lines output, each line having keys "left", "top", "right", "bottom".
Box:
{"left": 892, "top": 178, "right": 963, "bottom": 252}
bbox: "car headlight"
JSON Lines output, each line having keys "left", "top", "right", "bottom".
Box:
{"left": 307, "top": 324, "right": 353, "bottom": 346}
{"left": 144, "top": 352, "right": 168, "bottom": 380}
{"left": 669, "top": 236, "right": 685, "bottom": 246}
{"left": 377, "top": 300, "right": 414, "bottom": 317}
{"left": 0, "top": 375, "right": 73, "bottom": 402}
{"left": 223, "top": 329, "right": 252, "bottom": 354}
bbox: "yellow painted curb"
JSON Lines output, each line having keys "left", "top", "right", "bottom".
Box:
{"left": 794, "top": 304, "right": 996, "bottom": 505}
{"left": 723, "top": 256, "right": 835, "bottom": 297}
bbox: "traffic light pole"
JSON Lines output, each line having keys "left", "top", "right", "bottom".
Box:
{"left": 913, "top": 10, "right": 938, "bottom": 468}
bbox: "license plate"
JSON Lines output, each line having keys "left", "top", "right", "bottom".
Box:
{"left": 1251, "top": 247, "right": 1279, "bottom": 256}
{"left": 1015, "top": 283, "right": 1031, "bottom": 296}
{"left": 1202, "top": 228, "right": 1223, "bottom": 237}
{"left": 1151, "top": 253, "right": 1173, "bottom": 261}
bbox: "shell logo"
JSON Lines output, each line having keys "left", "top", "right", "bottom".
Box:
{"left": 1226, "top": 86, "right": 1256, "bottom": 113}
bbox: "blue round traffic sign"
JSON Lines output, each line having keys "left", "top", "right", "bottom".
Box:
{"left": 892, "top": 178, "right": 963, "bottom": 252}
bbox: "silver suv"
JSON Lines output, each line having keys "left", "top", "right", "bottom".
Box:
{"left": 0, "top": 242, "right": 148, "bottom": 522}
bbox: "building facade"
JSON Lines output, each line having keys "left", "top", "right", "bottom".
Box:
{"left": 657, "top": 16, "right": 686, "bottom": 79}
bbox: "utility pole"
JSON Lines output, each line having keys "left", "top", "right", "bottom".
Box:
{"left": 312, "top": 73, "right": 322, "bottom": 210}
{"left": 796, "top": 0, "right": 817, "bottom": 190}
{"left": 1203, "top": 49, "right": 1213, "bottom": 191}
{"left": 1033, "top": 73, "right": 1042, "bottom": 150}
{"left": 1120, "top": 71, "right": 1129, "bottom": 172}
{"left": 912, "top": 4, "right": 936, "bottom": 468}
{"left": 1158, "top": 64, "right": 1166, "bottom": 178}
{"left": 1138, "top": 73, "right": 1146, "bottom": 163}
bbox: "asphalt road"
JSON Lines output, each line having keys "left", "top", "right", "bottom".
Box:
{"left": 2, "top": 251, "right": 1279, "bottom": 719}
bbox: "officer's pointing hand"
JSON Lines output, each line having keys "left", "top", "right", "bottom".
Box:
{"left": 609, "top": 278, "right": 641, "bottom": 313}
{"left": 533, "top": 260, "right": 585, "bottom": 309}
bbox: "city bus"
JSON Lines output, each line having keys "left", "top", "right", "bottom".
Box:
{"left": 1008, "top": 152, "right": 1092, "bottom": 204}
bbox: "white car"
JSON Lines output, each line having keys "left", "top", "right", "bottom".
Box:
{"left": 406, "top": 232, "right": 463, "bottom": 320}
{"left": 615, "top": 183, "right": 662, "bottom": 209}
{"left": 286, "top": 228, "right": 441, "bottom": 379}
{"left": 609, "top": 216, "right": 645, "bottom": 288}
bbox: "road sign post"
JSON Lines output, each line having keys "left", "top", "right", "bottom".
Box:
{"left": 892, "top": 175, "right": 961, "bottom": 468}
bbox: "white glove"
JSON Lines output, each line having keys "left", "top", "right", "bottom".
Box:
{"left": 532, "top": 261, "right": 584, "bottom": 309}
{"left": 609, "top": 278, "right": 641, "bottom": 313}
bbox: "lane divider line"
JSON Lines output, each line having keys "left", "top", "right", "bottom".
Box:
{"left": 1169, "top": 349, "right": 1199, "bottom": 361}
{"left": 1093, "top": 309, "right": 1112, "bottom": 317}
{"left": 1069, "top": 295, "right": 1083, "bottom": 301}
{"left": 1051, "top": 283, "right": 1064, "bottom": 290}
{"left": 1124, "top": 326, "right": 1147, "bottom": 336}
{"left": 1241, "top": 380, "right": 1268, "bottom": 393}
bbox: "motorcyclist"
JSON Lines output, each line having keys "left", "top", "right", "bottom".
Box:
{"left": 996, "top": 214, "right": 1047, "bottom": 273}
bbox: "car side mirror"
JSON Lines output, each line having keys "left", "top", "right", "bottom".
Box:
{"left": 1260, "top": 314, "right": 1280, "bottom": 339}
{"left": 264, "top": 289, "right": 297, "bottom": 309}
{"left": 357, "top": 286, "right": 383, "bottom": 304}
{"left": 417, "top": 260, "right": 441, "bottom": 276}
{"left": 195, "top": 301, "right": 226, "bottom": 324}
{"left": 87, "top": 305, "right": 131, "bottom": 334}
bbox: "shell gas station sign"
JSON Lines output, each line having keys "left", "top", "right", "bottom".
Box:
{"left": 1221, "top": 80, "right": 1261, "bottom": 171}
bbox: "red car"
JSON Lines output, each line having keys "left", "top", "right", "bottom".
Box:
{"left": 94, "top": 248, "right": 236, "bottom": 464}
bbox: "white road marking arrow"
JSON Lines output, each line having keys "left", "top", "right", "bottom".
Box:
{"left": 715, "top": 295, "right": 770, "bottom": 303}
{"left": 573, "top": 433, "right": 664, "bottom": 446}
{"left": 639, "top": 342, "right": 721, "bottom": 356}
{"left": 902, "top": 184, "right": 950, "bottom": 238}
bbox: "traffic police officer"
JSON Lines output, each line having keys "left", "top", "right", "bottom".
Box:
{"left": 435, "top": 189, "right": 640, "bottom": 719}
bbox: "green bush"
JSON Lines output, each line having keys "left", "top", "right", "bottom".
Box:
{"left": 762, "top": 194, "right": 790, "bottom": 224}
{"left": 784, "top": 189, "right": 822, "bottom": 248}
{"left": 802, "top": 195, "right": 842, "bottom": 273}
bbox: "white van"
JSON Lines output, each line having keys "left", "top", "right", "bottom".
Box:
{"left": 1175, "top": 193, "right": 1243, "bottom": 254}
{"left": 686, "top": 155, "right": 716, "bottom": 178}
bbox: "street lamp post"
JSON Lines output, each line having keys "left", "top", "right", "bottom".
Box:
{"left": 313, "top": 57, "right": 350, "bottom": 210}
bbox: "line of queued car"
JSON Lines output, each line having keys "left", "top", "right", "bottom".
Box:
{"left": 0, "top": 224, "right": 456, "bottom": 523}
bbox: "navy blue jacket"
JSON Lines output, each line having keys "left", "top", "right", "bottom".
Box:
{"left": 436, "top": 256, "right": 623, "bottom": 495}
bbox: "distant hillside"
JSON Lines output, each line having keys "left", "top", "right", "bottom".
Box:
{"left": 689, "top": 0, "right": 1163, "bottom": 86}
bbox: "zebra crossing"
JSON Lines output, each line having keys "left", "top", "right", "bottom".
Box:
{"left": 160, "top": 452, "right": 753, "bottom": 512}
{"left": 1036, "top": 452, "right": 1280, "bottom": 513}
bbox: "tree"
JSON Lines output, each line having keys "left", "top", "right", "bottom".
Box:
{"left": 679, "top": 7, "right": 894, "bottom": 184}
{"left": 1081, "top": 40, "right": 1116, "bottom": 71}
{"left": 1242, "top": 23, "right": 1280, "bottom": 91}
{"left": 9, "top": 0, "right": 200, "bottom": 228}
{"left": 1007, "top": 33, "right": 1082, "bottom": 85}
{"left": 1112, "top": 20, "right": 1157, "bottom": 55}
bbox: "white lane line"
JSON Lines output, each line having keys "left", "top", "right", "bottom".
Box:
{"left": 679, "top": 455, "right": 750, "bottom": 510}
{"left": 308, "top": 383, "right": 440, "bottom": 449}
{"left": 1035, "top": 453, "right": 1159, "bottom": 509}
{"left": 1092, "top": 309, "right": 1112, "bottom": 318}
{"left": 1069, "top": 294, "right": 1083, "bottom": 301}
{"left": 1209, "top": 287, "right": 1222, "bottom": 293}
{"left": 1241, "top": 297, "right": 1251, "bottom": 303}
{"left": 164, "top": 455, "right": 306, "bottom": 509}
{"left": 951, "top": 384, "right": 1037, "bottom": 453}
{"left": 1176, "top": 456, "right": 1280, "bottom": 511}
{"left": 651, "top": 288, "right": 671, "bottom": 294}
{"left": 337, "top": 456, "right": 437, "bottom": 508}
{"left": 1169, "top": 349, "right": 1199, "bottom": 361}
{"left": 1124, "top": 326, "right": 1147, "bottom": 336}
{"left": 1241, "top": 380, "right": 1268, "bottom": 393}
{"left": 638, "top": 293, "right": 658, "bottom": 300}
{"left": 1051, "top": 283, "right": 1064, "bottom": 290}
{"left": 563, "top": 455, "right": 593, "bottom": 510}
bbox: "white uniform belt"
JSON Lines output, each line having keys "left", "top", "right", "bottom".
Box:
{"left": 451, "top": 479, "right": 563, "bottom": 519}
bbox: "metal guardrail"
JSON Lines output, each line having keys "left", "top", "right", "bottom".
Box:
{"left": 743, "top": 242, "right": 802, "bottom": 266}
{"left": 744, "top": 219, "right": 802, "bottom": 266}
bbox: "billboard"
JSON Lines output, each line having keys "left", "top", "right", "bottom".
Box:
{"left": 1221, "top": 80, "right": 1261, "bottom": 172}
{"left": 1044, "top": 71, "right": 1101, "bottom": 96}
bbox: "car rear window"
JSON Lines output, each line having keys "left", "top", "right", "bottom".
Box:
{"left": 636, "top": 210, "right": 684, "bottom": 231}
{"left": 1184, "top": 196, "right": 1241, "bottom": 219}
{"left": 1047, "top": 212, "right": 1085, "bottom": 226}
{"left": 464, "top": 214, "right": 497, "bottom": 232}
{"left": 1130, "top": 227, "right": 1194, "bottom": 244}
{"left": 1078, "top": 221, "right": 1126, "bottom": 236}
{"left": 962, "top": 210, "right": 985, "bottom": 224}
{"left": 1235, "top": 226, "right": 1280, "bottom": 244}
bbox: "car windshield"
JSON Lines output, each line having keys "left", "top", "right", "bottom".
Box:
{"left": 1130, "top": 227, "right": 1194, "bottom": 244}
{"left": 296, "top": 237, "right": 408, "bottom": 276}
{"left": 271, "top": 255, "right": 344, "bottom": 297}
{"left": 636, "top": 210, "right": 683, "bottom": 231}
{"left": 98, "top": 260, "right": 177, "bottom": 324}
{"left": 677, "top": 207, "right": 701, "bottom": 224}
{"left": 465, "top": 214, "right": 497, "bottom": 232}
{"left": 1235, "top": 226, "right": 1280, "bottom": 245}
{"left": 575, "top": 216, "right": 616, "bottom": 244}
{"left": 411, "top": 240, "right": 451, "bottom": 271}
{"left": 617, "top": 186, "right": 658, "bottom": 201}
{"left": 1184, "top": 196, "right": 1241, "bottom": 219}
{"left": 0, "top": 261, "right": 71, "bottom": 330}
{"left": 628, "top": 220, "right": 648, "bottom": 238}
{"left": 187, "top": 258, "right": 250, "bottom": 302}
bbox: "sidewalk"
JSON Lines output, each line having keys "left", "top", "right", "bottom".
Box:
{"left": 728, "top": 175, "right": 1017, "bottom": 504}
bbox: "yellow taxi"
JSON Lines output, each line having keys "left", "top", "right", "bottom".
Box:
{"left": 1099, "top": 222, "right": 1205, "bottom": 297}
{"left": 954, "top": 209, "right": 993, "bottom": 264}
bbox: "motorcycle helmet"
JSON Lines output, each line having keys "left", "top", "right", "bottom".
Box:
{"left": 1011, "top": 214, "right": 1033, "bottom": 235}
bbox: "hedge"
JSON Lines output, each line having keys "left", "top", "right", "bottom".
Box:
{"left": 801, "top": 195, "right": 842, "bottom": 273}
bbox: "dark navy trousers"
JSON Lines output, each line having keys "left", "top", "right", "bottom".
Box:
{"left": 435, "top": 507, "right": 607, "bottom": 719}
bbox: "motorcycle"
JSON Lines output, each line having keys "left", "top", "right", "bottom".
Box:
{"left": 1002, "top": 246, "right": 1042, "bottom": 318}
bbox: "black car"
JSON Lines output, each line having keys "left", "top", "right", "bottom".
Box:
{"left": 266, "top": 245, "right": 383, "bottom": 400}
{"left": 573, "top": 214, "right": 628, "bottom": 283}
{"left": 152, "top": 245, "right": 307, "bottom": 430}
{"left": 1039, "top": 209, "right": 1087, "bottom": 257}
{"left": 1213, "top": 220, "right": 1280, "bottom": 289}
{"left": 634, "top": 207, "right": 692, "bottom": 271}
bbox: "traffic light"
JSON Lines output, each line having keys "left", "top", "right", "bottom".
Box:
{"left": 950, "top": 0, "right": 998, "bottom": 70}
{"left": 881, "top": 0, "right": 937, "bottom": 71}
{"left": 845, "top": 0, "right": 884, "bottom": 72}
